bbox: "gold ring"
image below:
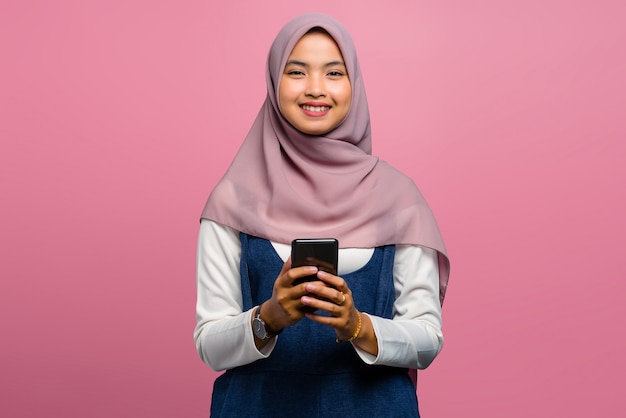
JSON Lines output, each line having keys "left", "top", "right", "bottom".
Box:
{"left": 338, "top": 292, "right": 346, "bottom": 306}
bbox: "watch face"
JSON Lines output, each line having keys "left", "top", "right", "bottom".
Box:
{"left": 253, "top": 317, "right": 267, "bottom": 339}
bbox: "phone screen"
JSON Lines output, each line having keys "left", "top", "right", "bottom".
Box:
{"left": 291, "top": 238, "right": 338, "bottom": 285}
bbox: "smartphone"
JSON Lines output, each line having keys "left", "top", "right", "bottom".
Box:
{"left": 291, "top": 238, "right": 338, "bottom": 286}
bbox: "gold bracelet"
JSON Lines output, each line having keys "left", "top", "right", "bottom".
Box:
{"left": 336, "top": 311, "right": 362, "bottom": 343}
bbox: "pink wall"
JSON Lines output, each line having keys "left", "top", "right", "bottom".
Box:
{"left": 1, "top": 1, "right": 624, "bottom": 416}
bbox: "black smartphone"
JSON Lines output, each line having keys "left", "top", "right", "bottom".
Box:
{"left": 291, "top": 238, "right": 338, "bottom": 286}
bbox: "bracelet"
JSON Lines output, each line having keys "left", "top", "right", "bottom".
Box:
{"left": 336, "top": 311, "right": 362, "bottom": 343}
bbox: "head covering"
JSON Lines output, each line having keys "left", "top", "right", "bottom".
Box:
{"left": 201, "top": 13, "right": 450, "bottom": 303}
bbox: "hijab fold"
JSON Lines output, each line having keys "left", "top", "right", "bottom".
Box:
{"left": 201, "top": 13, "right": 450, "bottom": 304}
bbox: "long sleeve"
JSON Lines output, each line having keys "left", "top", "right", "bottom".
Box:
{"left": 354, "top": 245, "right": 443, "bottom": 369}
{"left": 194, "top": 220, "right": 443, "bottom": 371}
{"left": 193, "top": 220, "right": 276, "bottom": 371}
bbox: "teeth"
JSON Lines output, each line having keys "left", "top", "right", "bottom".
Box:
{"left": 302, "top": 105, "right": 329, "bottom": 112}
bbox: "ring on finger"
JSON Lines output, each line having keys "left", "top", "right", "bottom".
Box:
{"left": 338, "top": 292, "right": 346, "bottom": 306}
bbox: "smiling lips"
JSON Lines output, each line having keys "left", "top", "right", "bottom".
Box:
{"left": 300, "top": 103, "right": 331, "bottom": 116}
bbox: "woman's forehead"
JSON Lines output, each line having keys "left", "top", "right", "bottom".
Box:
{"left": 280, "top": 28, "right": 351, "bottom": 71}
{"left": 286, "top": 32, "right": 345, "bottom": 62}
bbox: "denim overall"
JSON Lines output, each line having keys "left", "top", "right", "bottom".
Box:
{"left": 210, "top": 234, "right": 419, "bottom": 417}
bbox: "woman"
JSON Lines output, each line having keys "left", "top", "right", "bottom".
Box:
{"left": 194, "top": 12, "right": 450, "bottom": 417}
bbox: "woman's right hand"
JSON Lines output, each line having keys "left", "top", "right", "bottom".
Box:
{"left": 258, "top": 257, "right": 323, "bottom": 332}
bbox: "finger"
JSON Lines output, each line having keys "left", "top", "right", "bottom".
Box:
{"left": 274, "top": 259, "right": 294, "bottom": 287}
{"left": 278, "top": 258, "right": 292, "bottom": 277}
{"left": 315, "top": 270, "right": 347, "bottom": 290}
{"left": 305, "top": 283, "right": 347, "bottom": 305}
{"left": 301, "top": 294, "right": 348, "bottom": 317}
{"left": 305, "top": 308, "right": 360, "bottom": 341}
{"left": 278, "top": 263, "right": 318, "bottom": 287}
{"left": 338, "top": 291, "right": 346, "bottom": 306}
{"left": 289, "top": 266, "right": 320, "bottom": 287}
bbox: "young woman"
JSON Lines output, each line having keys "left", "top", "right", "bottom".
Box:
{"left": 194, "top": 12, "right": 450, "bottom": 417}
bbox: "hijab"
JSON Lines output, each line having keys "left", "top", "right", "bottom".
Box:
{"left": 201, "top": 13, "right": 450, "bottom": 303}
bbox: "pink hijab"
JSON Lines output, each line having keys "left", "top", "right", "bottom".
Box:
{"left": 201, "top": 13, "right": 450, "bottom": 303}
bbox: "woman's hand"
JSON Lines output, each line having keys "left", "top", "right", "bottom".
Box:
{"left": 300, "top": 271, "right": 379, "bottom": 355}
{"left": 257, "top": 258, "right": 326, "bottom": 335}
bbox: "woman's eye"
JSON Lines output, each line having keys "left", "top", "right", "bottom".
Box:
{"left": 287, "top": 70, "right": 305, "bottom": 76}
{"left": 328, "top": 71, "right": 344, "bottom": 77}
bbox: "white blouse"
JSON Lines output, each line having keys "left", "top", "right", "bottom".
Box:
{"left": 194, "top": 219, "right": 443, "bottom": 372}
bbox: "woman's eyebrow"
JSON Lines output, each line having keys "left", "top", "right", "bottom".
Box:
{"left": 285, "top": 59, "right": 346, "bottom": 68}
{"left": 324, "top": 60, "right": 346, "bottom": 68}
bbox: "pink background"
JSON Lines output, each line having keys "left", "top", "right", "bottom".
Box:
{"left": 1, "top": 0, "right": 624, "bottom": 416}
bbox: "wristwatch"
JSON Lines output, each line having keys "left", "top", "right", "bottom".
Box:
{"left": 252, "top": 306, "right": 282, "bottom": 340}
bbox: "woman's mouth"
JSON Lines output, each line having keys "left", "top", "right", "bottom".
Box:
{"left": 300, "top": 104, "right": 331, "bottom": 117}
{"left": 301, "top": 104, "right": 330, "bottom": 113}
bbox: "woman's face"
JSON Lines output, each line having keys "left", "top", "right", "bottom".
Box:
{"left": 279, "top": 31, "right": 352, "bottom": 135}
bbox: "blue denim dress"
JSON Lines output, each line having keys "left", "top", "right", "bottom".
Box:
{"left": 210, "top": 234, "right": 419, "bottom": 417}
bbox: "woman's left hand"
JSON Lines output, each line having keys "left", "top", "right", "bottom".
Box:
{"left": 301, "top": 271, "right": 378, "bottom": 354}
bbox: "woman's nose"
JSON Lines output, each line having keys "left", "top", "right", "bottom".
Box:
{"left": 305, "top": 76, "right": 325, "bottom": 98}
